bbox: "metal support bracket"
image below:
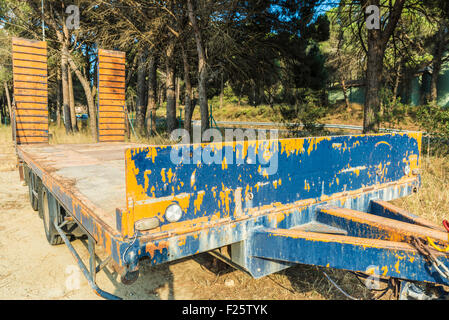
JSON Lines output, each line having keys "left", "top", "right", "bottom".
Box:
{"left": 54, "top": 220, "right": 122, "bottom": 300}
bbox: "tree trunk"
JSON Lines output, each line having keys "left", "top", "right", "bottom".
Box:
{"left": 3, "top": 82, "right": 12, "bottom": 123}
{"left": 363, "top": 31, "right": 383, "bottom": 133}
{"left": 430, "top": 63, "right": 441, "bottom": 105}
{"left": 362, "top": 0, "right": 405, "bottom": 133}
{"left": 136, "top": 49, "right": 147, "bottom": 134}
{"left": 0, "top": 96, "right": 4, "bottom": 122}
{"left": 146, "top": 55, "right": 158, "bottom": 136}
{"left": 56, "top": 68, "right": 62, "bottom": 127}
{"left": 68, "top": 65, "right": 78, "bottom": 131}
{"left": 61, "top": 45, "right": 72, "bottom": 134}
{"left": 363, "top": 0, "right": 383, "bottom": 133}
{"left": 176, "top": 77, "right": 180, "bottom": 108}
{"left": 67, "top": 54, "right": 97, "bottom": 139}
{"left": 182, "top": 45, "right": 194, "bottom": 137}
{"left": 220, "top": 72, "right": 224, "bottom": 109}
{"left": 391, "top": 63, "right": 402, "bottom": 108}
{"left": 430, "top": 29, "right": 445, "bottom": 105}
{"left": 341, "top": 78, "right": 350, "bottom": 111}
{"left": 124, "top": 106, "right": 130, "bottom": 139}
{"left": 166, "top": 39, "right": 177, "bottom": 133}
{"left": 187, "top": 0, "right": 209, "bottom": 134}
{"left": 238, "top": 83, "right": 243, "bottom": 106}
{"left": 158, "top": 84, "right": 164, "bottom": 106}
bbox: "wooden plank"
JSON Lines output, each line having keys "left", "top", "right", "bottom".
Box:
{"left": 16, "top": 109, "right": 48, "bottom": 117}
{"left": 12, "top": 47, "right": 47, "bottom": 56}
{"left": 98, "top": 57, "right": 125, "bottom": 64}
{"left": 16, "top": 107, "right": 48, "bottom": 113}
{"left": 13, "top": 74, "right": 47, "bottom": 83}
{"left": 99, "top": 129, "right": 126, "bottom": 135}
{"left": 16, "top": 122, "right": 48, "bottom": 131}
{"left": 98, "top": 117, "right": 125, "bottom": 124}
{"left": 98, "top": 56, "right": 125, "bottom": 64}
{"left": 98, "top": 109, "right": 124, "bottom": 115}
{"left": 15, "top": 94, "right": 47, "bottom": 101}
{"left": 99, "top": 93, "right": 125, "bottom": 100}
{"left": 99, "top": 75, "right": 125, "bottom": 83}
{"left": 99, "top": 112, "right": 126, "bottom": 119}
{"left": 98, "top": 86, "right": 125, "bottom": 95}
{"left": 14, "top": 88, "right": 48, "bottom": 96}
{"left": 12, "top": 52, "right": 47, "bottom": 63}
{"left": 97, "top": 99, "right": 124, "bottom": 107}
{"left": 99, "top": 81, "right": 125, "bottom": 88}
{"left": 98, "top": 69, "right": 125, "bottom": 77}
{"left": 16, "top": 136, "right": 48, "bottom": 144}
{"left": 99, "top": 135, "right": 125, "bottom": 142}
{"left": 15, "top": 117, "right": 48, "bottom": 126}
{"left": 99, "top": 105, "right": 124, "bottom": 111}
{"left": 98, "top": 49, "right": 125, "bottom": 58}
{"left": 99, "top": 123, "right": 126, "bottom": 130}
{"left": 98, "top": 61, "right": 125, "bottom": 70}
{"left": 16, "top": 130, "right": 48, "bottom": 137}
{"left": 14, "top": 81, "right": 47, "bottom": 90}
{"left": 13, "top": 66, "right": 47, "bottom": 76}
{"left": 15, "top": 98, "right": 47, "bottom": 105}
{"left": 15, "top": 101, "right": 47, "bottom": 108}
{"left": 98, "top": 81, "right": 125, "bottom": 89}
{"left": 12, "top": 37, "right": 46, "bottom": 48}
{"left": 13, "top": 59, "right": 47, "bottom": 69}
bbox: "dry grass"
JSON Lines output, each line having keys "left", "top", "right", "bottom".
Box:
{"left": 49, "top": 123, "right": 171, "bottom": 146}
{"left": 0, "top": 125, "right": 17, "bottom": 171}
{"left": 49, "top": 124, "right": 96, "bottom": 144}
{"left": 322, "top": 102, "right": 421, "bottom": 131}
{"left": 184, "top": 254, "right": 394, "bottom": 300}
{"left": 392, "top": 156, "right": 449, "bottom": 225}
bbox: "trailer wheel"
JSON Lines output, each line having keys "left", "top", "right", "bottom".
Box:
{"left": 39, "top": 186, "right": 63, "bottom": 245}
{"left": 120, "top": 270, "right": 139, "bottom": 285}
{"left": 28, "top": 172, "right": 40, "bottom": 212}
{"left": 23, "top": 165, "right": 30, "bottom": 186}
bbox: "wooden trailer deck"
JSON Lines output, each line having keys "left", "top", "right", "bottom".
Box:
{"left": 17, "top": 142, "right": 144, "bottom": 234}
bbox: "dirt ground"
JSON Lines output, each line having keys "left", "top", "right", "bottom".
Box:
{"left": 0, "top": 133, "right": 400, "bottom": 300}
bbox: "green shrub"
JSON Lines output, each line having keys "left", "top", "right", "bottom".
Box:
{"left": 279, "top": 89, "right": 328, "bottom": 136}
{"left": 415, "top": 104, "right": 449, "bottom": 155}
{"left": 416, "top": 104, "right": 449, "bottom": 138}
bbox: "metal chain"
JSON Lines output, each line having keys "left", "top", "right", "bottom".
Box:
{"left": 409, "top": 236, "right": 449, "bottom": 281}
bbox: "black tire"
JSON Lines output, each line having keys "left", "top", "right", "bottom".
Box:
{"left": 120, "top": 270, "right": 140, "bottom": 285}
{"left": 28, "top": 171, "right": 40, "bottom": 212}
{"left": 23, "top": 165, "right": 30, "bottom": 186}
{"left": 39, "top": 186, "right": 64, "bottom": 245}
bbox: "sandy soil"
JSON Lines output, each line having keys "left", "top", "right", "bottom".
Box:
{"left": 0, "top": 139, "right": 382, "bottom": 300}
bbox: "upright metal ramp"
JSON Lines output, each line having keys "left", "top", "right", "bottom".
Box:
{"left": 97, "top": 48, "right": 126, "bottom": 142}
{"left": 11, "top": 37, "right": 48, "bottom": 145}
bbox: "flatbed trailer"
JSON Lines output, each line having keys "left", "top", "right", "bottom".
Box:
{"left": 10, "top": 37, "right": 449, "bottom": 300}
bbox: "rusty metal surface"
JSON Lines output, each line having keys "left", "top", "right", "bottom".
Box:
{"left": 249, "top": 227, "right": 449, "bottom": 285}
{"left": 370, "top": 200, "right": 446, "bottom": 232}
{"left": 316, "top": 206, "right": 449, "bottom": 244}
{"left": 123, "top": 132, "right": 422, "bottom": 237}
{"left": 17, "top": 143, "right": 145, "bottom": 232}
